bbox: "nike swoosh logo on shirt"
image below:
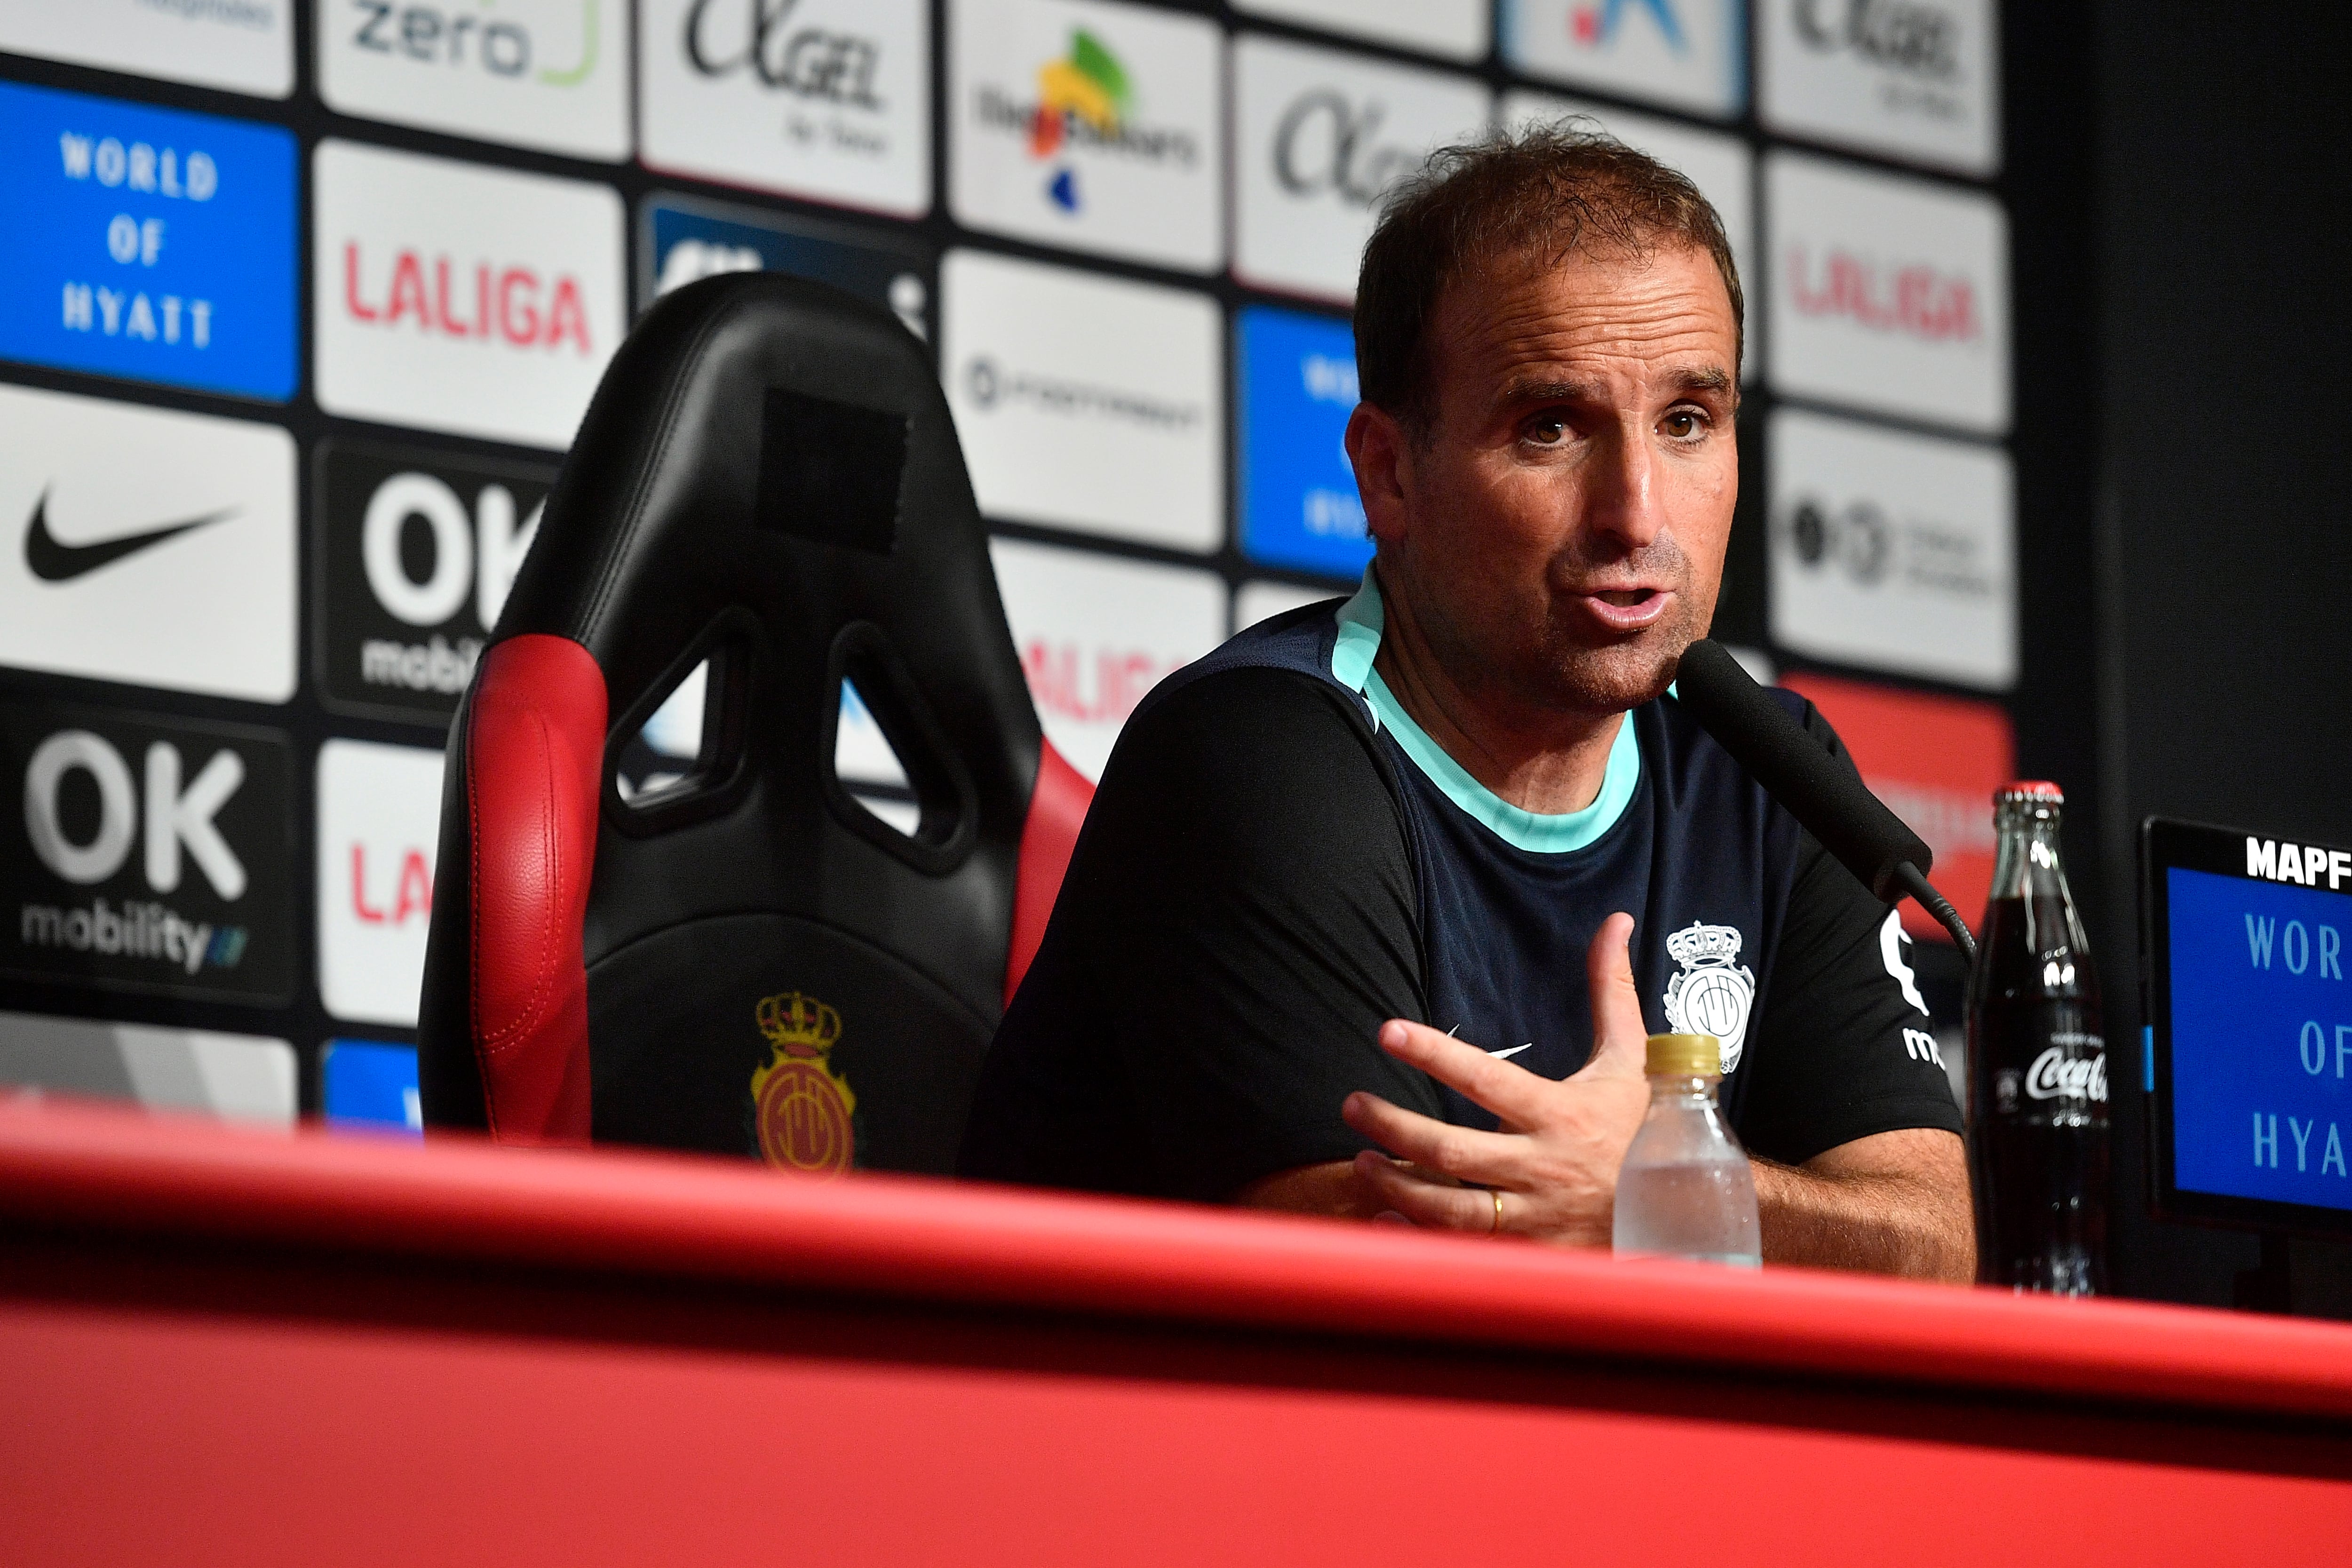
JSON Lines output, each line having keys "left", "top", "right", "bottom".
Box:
{"left": 1488, "top": 1043, "right": 1534, "bottom": 1061}
{"left": 23, "top": 489, "right": 235, "bottom": 583}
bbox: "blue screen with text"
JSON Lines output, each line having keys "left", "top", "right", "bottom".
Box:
{"left": 2170, "top": 865, "right": 2352, "bottom": 1209}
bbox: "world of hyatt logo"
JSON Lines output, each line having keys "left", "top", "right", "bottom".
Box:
{"left": 4, "top": 708, "right": 291, "bottom": 1000}
{"left": 316, "top": 442, "right": 552, "bottom": 721}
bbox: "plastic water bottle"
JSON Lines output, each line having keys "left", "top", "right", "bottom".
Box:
{"left": 1612, "top": 1033, "right": 1762, "bottom": 1268}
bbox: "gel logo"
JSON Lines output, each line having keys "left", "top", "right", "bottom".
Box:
{"left": 0, "top": 79, "right": 296, "bottom": 399}
{"left": 1793, "top": 0, "right": 1959, "bottom": 80}
{"left": 684, "top": 0, "right": 882, "bottom": 108}
{"left": 315, "top": 442, "right": 555, "bottom": 722}
{"left": 1572, "top": 0, "right": 1687, "bottom": 51}
{"left": 1272, "top": 90, "right": 1422, "bottom": 209}
{"left": 350, "top": 0, "right": 604, "bottom": 84}
{"left": 2, "top": 704, "right": 291, "bottom": 1001}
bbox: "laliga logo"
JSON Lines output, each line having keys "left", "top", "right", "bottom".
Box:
{"left": 1662, "top": 920, "right": 1755, "bottom": 1072}
{"left": 1020, "top": 639, "right": 1179, "bottom": 726}
{"left": 1785, "top": 245, "right": 1980, "bottom": 344}
{"left": 749, "top": 989, "right": 857, "bottom": 1175}
{"left": 342, "top": 241, "right": 596, "bottom": 353}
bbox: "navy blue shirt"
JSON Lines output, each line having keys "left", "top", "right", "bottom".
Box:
{"left": 960, "top": 580, "right": 1963, "bottom": 1201}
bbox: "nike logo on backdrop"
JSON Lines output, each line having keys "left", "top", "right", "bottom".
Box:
{"left": 24, "top": 489, "right": 235, "bottom": 583}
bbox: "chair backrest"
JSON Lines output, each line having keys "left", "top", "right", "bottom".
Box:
{"left": 416, "top": 272, "right": 1090, "bottom": 1175}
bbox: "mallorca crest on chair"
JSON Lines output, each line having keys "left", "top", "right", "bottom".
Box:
{"left": 749, "top": 991, "right": 858, "bottom": 1175}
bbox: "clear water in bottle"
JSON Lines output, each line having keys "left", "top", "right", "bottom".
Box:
{"left": 1613, "top": 1034, "right": 1762, "bottom": 1268}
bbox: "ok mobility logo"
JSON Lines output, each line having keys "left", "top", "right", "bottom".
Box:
{"left": 2, "top": 703, "right": 292, "bottom": 1002}
{"left": 976, "top": 29, "right": 1196, "bottom": 215}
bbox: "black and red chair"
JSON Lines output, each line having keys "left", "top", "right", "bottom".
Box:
{"left": 415, "top": 273, "right": 1091, "bottom": 1174}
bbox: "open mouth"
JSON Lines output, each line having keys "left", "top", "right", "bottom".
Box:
{"left": 1578, "top": 586, "right": 1672, "bottom": 631}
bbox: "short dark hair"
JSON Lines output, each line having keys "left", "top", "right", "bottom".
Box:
{"left": 1354, "top": 120, "right": 1744, "bottom": 437}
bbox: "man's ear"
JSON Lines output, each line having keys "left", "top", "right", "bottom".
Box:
{"left": 1346, "top": 401, "right": 1413, "bottom": 550}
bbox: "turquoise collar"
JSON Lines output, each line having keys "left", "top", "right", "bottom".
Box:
{"left": 1333, "top": 569, "right": 1639, "bottom": 855}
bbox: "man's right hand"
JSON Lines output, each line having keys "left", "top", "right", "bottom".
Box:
{"left": 1340, "top": 912, "right": 1653, "bottom": 1245}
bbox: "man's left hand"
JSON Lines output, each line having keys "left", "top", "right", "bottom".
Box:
{"left": 1342, "top": 911, "right": 1650, "bottom": 1245}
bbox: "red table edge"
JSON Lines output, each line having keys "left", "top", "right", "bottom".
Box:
{"left": 0, "top": 1096, "right": 2344, "bottom": 1424}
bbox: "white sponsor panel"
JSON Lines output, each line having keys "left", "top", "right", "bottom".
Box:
{"left": 1502, "top": 0, "right": 1746, "bottom": 120}
{"left": 319, "top": 0, "right": 630, "bottom": 161}
{"left": 1235, "top": 579, "right": 1340, "bottom": 633}
{"left": 1768, "top": 407, "right": 2014, "bottom": 690}
{"left": 989, "top": 538, "right": 1224, "bottom": 781}
{"left": 1765, "top": 151, "right": 2009, "bottom": 435}
{"left": 0, "top": 0, "right": 292, "bottom": 99}
{"left": 1231, "top": 0, "right": 1489, "bottom": 63}
{"left": 0, "top": 1008, "right": 295, "bottom": 1123}
{"left": 639, "top": 0, "right": 930, "bottom": 217}
{"left": 0, "top": 383, "right": 294, "bottom": 702}
{"left": 1501, "top": 89, "right": 1756, "bottom": 377}
{"left": 314, "top": 140, "right": 625, "bottom": 450}
{"left": 1234, "top": 37, "right": 1491, "bottom": 304}
{"left": 943, "top": 250, "right": 1222, "bottom": 552}
{"left": 316, "top": 738, "right": 444, "bottom": 1028}
{"left": 948, "top": 0, "right": 1224, "bottom": 274}
{"left": 1759, "top": 0, "right": 2000, "bottom": 176}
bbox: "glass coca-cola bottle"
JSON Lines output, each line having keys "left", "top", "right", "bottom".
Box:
{"left": 1966, "top": 781, "right": 2109, "bottom": 1295}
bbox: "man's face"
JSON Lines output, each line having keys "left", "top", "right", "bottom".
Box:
{"left": 1359, "top": 242, "right": 1740, "bottom": 719}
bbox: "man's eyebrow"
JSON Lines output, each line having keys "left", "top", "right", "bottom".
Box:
{"left": 1667, "top": 366, "right": 1735, "bottom": 396}
{"left": 1494, "top": 366, "right": 1736, "bottom": 407}
{"left": 1495, "top": 376, "right": 1606, "bottom": 407}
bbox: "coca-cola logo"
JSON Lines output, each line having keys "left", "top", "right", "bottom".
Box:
{"left": 2025, "top": 1044, "right": 2107, "bottom": 1104}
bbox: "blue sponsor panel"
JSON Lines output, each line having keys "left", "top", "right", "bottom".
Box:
{"left": 2168, "top": 866, "right": 2352, "bottom": 1211}
{"left": 321, "top": 1038, "right": 422, "bottom": 1137}
{"left": 641, "top": 193, "right": 933, "bottom": 345}
{"left": 1236, "top": 305, "right": 1371, "bottom": 580}
{"left": 0, "top": 79, "right": 296, "bottom": 400}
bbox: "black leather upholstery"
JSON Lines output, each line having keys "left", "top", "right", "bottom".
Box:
{"left": 418, "top": 273, "right": 1041, "bottom": 1173}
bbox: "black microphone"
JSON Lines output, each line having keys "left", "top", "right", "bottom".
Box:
{"left": 1672, "top": 639, "right": 1975, "bottom": 961}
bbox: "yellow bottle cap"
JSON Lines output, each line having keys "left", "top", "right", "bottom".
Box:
{"left": 1646, "top": 1033, "right": 1721, "bottom": 1076}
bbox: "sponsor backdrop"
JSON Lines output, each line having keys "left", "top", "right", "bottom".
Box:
{"left": 0, "top": 1, "right": 2020, "bottom": 1132}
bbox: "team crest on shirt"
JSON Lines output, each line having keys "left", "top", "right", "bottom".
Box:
{"left": 1662, "top": 922, "right": 1756, "bottom": 1073}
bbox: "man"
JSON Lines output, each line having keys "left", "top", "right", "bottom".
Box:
{"left": 959, "top": 126, "right": 1973, "bottom": 1281}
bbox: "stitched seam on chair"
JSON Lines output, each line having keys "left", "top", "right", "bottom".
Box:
{"left": 575, "top": 301, "right": 740, "bottom": 650}
{"left": 463, "top": 700, "right": 499, "bottom": 1140}
{"left": 480, "top": 707, "right": 563, "bottom": 1058}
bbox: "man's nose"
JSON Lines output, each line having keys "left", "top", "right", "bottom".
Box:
{"left": 1581, "top": 420, "right": 1669, "bottom": 550}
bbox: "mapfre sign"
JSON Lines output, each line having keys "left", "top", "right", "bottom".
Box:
{"left": 1766, "top": 150, "right": 2009, "bottom": 435}
{"left": 312, "top": 139, "right": 625, "bottom": 451}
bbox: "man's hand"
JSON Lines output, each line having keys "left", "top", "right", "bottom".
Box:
{"left": 1340, "top": 912, "right": 1651, "bottom": 1244}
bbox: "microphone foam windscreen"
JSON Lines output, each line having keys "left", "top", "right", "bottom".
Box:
{"left": 1673, "top": 640, "right": 1933, "bottom": 902}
